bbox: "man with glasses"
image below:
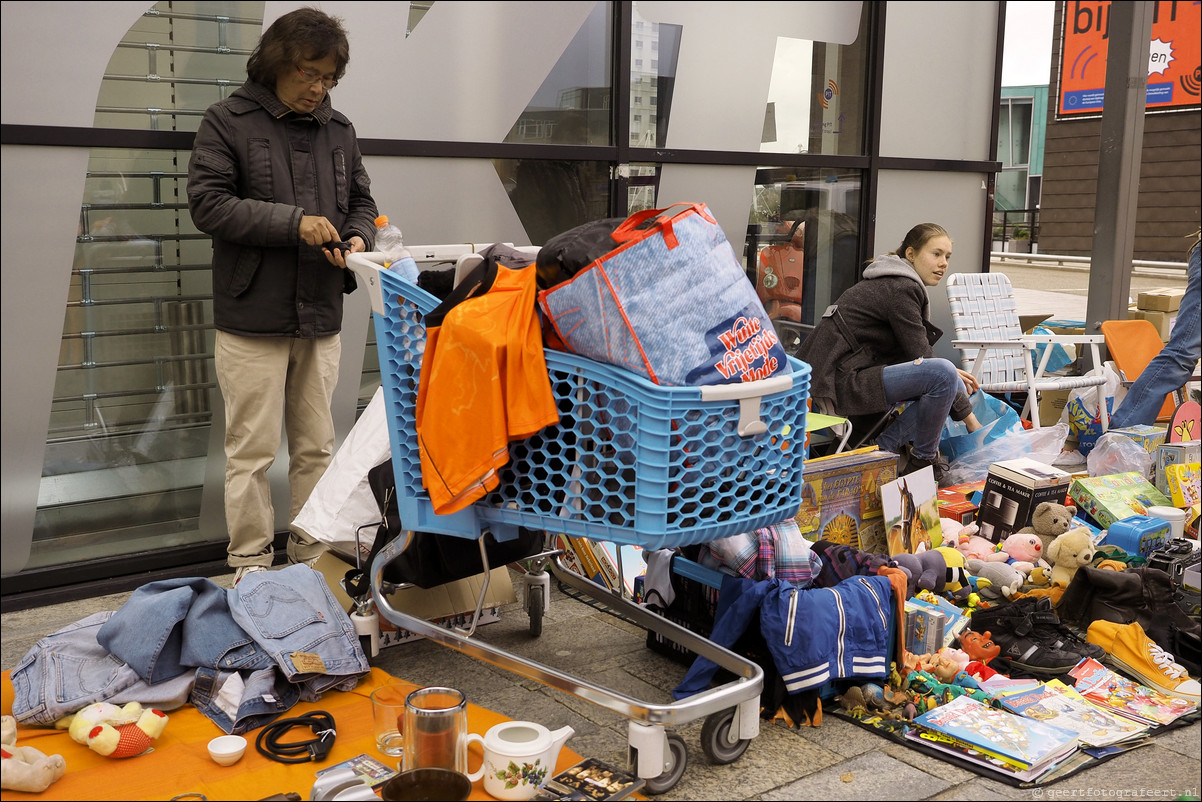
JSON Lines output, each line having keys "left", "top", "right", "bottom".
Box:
{"left": 187, "top": 7, "right": 379, "bottom": 584}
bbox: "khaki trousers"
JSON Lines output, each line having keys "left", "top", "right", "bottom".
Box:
{"left": 214, "top": 331, "right": 339, "bottom": 568}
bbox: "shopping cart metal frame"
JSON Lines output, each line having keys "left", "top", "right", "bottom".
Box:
{"left": 349, "top": 247, "right": 803, "bottom": 793}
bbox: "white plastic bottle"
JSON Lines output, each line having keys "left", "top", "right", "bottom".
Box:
{"left": 373, "top": 214, "right": 419, "bottom": 281}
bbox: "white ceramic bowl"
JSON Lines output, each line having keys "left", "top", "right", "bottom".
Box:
{"left": 208, "top": 734, "right": 247, "bottom": 766}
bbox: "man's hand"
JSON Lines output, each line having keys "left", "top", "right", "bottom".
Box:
{"left": 321, "top": 235, "right": 366, "bottom": 268}
{"left": 299, "top": 214, "right": 341, "bottom": 246}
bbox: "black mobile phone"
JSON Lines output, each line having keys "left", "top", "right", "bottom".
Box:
{"left": 324, "top": 241, "right": 352, "bottom": 255}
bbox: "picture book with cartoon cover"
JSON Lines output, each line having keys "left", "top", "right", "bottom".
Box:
{"left": 997, "top": 680, "right": 1149, "bottom": 747}
{"left": 913, "top": 694, "right": 1080, "bottom": 771}
{"left": 1067, "top": 657, "right": 1196, "bottom": 726}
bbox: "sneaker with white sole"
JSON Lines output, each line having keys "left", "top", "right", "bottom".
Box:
{"left": 1086, "top": 619, "right": 1202, "bottom": 704}
{"left": 234, "top": 564, "right": 267, "bottom": 585}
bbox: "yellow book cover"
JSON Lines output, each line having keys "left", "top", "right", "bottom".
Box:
{"left": 1164, "top": 462, "right": 1201, "bottom": 507}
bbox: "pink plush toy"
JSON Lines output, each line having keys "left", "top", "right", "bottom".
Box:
{"left": 956, "top": 531, "right": 997, "bottom": 562}
{"left": 994, "top": 532, "right": 1051, "bottom": 576}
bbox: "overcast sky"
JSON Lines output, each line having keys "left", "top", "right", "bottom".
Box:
{"left": 1002, "top": 1, "right": 1055, "bottom": 86}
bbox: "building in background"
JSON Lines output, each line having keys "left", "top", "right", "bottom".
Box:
{"left": 1000, "top": 1, "right": 1200, "bottom": 260}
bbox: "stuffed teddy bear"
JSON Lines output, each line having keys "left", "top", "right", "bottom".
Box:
{"left": 2, "top": 715, "right": 66, "bottom": 793}
{"left": 1046, "top": 527, "right": 1095, "bottom": 588}
{"left": 993, "top": 532, "right": 1051, "bottom": 576}
{"left": 57, "top": 701, "right": 168, "bottom": 759}
{"left": 1017, "top": 501, "right": 1078, "bottom": 553}
{"left": 965, "top": 558, "right": 1026, "bottom": 601}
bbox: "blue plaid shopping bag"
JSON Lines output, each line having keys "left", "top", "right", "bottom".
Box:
{"left": 537, "top": 203, "right": 789, "bottom": 386}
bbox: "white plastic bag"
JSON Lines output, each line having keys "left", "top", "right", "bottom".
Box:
{"left": 292, "top": 386, "right": 392, "bottom": 560}
{"left": 1086, "top": 432, "right": 1155, "bottom": 479}
{"left": 943, "top": 422, "right": 1070, "bottom": 486}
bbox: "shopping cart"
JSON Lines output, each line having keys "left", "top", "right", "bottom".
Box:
{"left": 348, "top": 246, "right": 810, "bottom": 793}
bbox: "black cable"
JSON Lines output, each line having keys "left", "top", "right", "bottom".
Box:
{"left": 254, "top": 711, "right": 337, "bottom": 764}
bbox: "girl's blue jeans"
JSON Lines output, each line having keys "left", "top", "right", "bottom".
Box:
{"left": 874, "top": 357, "right": 963, "bottom": 461}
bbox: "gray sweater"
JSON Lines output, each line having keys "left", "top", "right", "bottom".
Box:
{"left": 796, "top": 253, "right": 972, "bottom": 420}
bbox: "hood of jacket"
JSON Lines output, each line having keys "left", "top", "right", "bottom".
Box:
{"left": 862, "top": 252, "right": 926, "bottom": 290}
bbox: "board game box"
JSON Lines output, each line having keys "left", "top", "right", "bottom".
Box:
{"left": 1068, "top": 472, "right": 1175, "bottom": 530}
{"left": 794, "top": 446, "right": 898, "bottom": 554}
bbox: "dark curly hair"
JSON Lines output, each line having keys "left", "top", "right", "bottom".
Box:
{"left": 246, "top": 7, "right": 350, "bottom": 87}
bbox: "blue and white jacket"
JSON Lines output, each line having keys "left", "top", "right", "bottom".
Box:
{"left": 673, "top": 573, "right": 894, "bottom": 699}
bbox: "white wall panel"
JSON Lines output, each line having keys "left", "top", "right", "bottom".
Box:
{"left": 875, "top": 169, "right": 990, "bottom": 362}
{"left": 879, "top": 1, "right": 999, "bottom": 161}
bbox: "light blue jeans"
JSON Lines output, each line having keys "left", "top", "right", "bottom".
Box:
{"left": 10, "top": 611, "right": 196, "bottom": 726}
{"left": 1109, "top": 240, "right": 1201, "bottom": 429}
{"left": 873, "top": 357, "right": 963, "bottom": 461}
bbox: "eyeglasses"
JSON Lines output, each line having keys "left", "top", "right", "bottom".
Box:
{"left": 296, "top": 66, "right": 337, "bottom": 91}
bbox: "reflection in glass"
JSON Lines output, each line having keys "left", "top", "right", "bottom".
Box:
{"left": 629, "top": 5, "right": 869, "bottom": 155}
{"left": 35, "top": 152, "right": 216, "bottom": 569}
{"left": 504, "top": 1, "right": 612, "bottom": 148}
{"left": 496, "top": 156, "right": 611, "bottom": 246}
{"left": 95, "top": 3, "right": 264, "bottom": 132}
{"left": 745, "top": 169, "right": 864, "bottom": 343}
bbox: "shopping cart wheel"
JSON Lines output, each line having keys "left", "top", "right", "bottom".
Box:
{"left": 642, "top": 733, "right": 687, "bottom": 795}
{"left": 699, "top": 708, "right": 750, "bottom": 764}
{"left": 526, "top": 583, "right": 545, "bottom": 638}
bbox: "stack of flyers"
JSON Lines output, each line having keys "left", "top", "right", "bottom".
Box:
{"left": 997, "top": 679, "right": 1149, "bottom": 747}
{"left": 1068, "top": 657, "right": 1197, "bottom": 727}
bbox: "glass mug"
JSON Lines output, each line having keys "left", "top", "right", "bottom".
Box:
{"left": 371, "top": 685, "right": 409, "bottom": 758}
{"left": 403, "top": 686, "right": 485, "bottom": 779}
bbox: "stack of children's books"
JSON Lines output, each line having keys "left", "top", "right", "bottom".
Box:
{"left": 909, "top": 694, "right": 1081, "bottom": 783}
{"left": 995, "top": 679, "right": 1150, "bottom": 749}
{"left": 1067, "top": 657, "right": 1197, "bottom": 727}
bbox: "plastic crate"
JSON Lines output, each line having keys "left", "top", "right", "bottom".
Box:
{"left": 371, "top": 264, "right": 810, "bottom": 550}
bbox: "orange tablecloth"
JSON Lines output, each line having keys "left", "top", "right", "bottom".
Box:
{"left": 2, "top": 668, "right": 582, "bottom": 801}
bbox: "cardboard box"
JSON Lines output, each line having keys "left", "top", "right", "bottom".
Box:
{"left": 1038, "top": 388, "right": 1072, "bottom": 426}
{"left": 1019, "top": 313, "right": 1054, "bottom": 334}
{"left": 1156, "top": 440, "right": 1200, "bottom": 496}
{"left": 1108, "top": 424, "right": 1168, "bottom": 454}
{"left": 904, "top": 601, "right": 947, "bottom": 655}
{"left": 938, "top": 481, "right": 985, "bottom": 526}
{"left": 977, "top": 458, "right": 1072, "bottom": 544}
{"left": 1129, "top": 308, "right": 1174, "bottom": 341}
{"left": 1044, "top": 319, "right": 1086, "bottom": 335}
{"left": 316, "top": 552, "right": 514, "bottom": 649}
{"left": 1137, "top": 287, "right": 1184, "bottom": 312}
{"left": 1068, "top": 472, "right": 1175, "bottom": 530}
{"left": 794, "top": 446, "right": 899, "bottom": 551}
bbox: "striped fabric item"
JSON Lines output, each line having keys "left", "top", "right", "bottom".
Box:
{"left": 703, "top": 519, "right": 821, "bottom": 587}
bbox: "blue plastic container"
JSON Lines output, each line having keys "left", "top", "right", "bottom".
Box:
{"left": 1104, "top": 515, "right": 1171, "bottom": 557}
{"left": 370, "top": 265, "right": 810, "bottom": 549}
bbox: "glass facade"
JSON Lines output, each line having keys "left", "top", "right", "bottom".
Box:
{"left": 1, "top": 1, "right": 1001, "bottom": 593}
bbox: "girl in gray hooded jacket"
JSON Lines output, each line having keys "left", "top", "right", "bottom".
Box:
{"left": 797, "top": 223, "right": 981, "bottom": 481}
